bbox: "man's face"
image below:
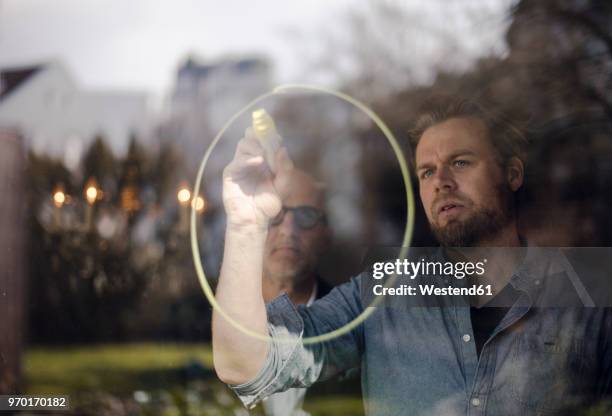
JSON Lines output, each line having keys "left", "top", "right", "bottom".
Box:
{"left": 415, "top": 117, "right": 515, "bottom": 246}
{"left": 263, "top": 170, "right": 328, "bottom": 283}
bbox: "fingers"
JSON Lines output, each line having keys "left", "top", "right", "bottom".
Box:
{"left": 224, "top": 155, "right": 270, "bottom": 182}
{"left": 224, "top": 128, "right": 268, "bottom": 179}
{"left": 254, "top": 188, "right": 282, "bottom": 218}
{"left": 234, "top": 127, "right": 263, "bottom": 158}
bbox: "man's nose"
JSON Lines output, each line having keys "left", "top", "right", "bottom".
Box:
{"left": 433, "top": 166, "right": 457, "bottom": 193}
{"left": 277, "top": 211, "right": 299, "bottom": 236}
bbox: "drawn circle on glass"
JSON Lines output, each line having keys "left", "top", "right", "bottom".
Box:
{"left": 191, "top": 84, "right": 415, "bottom": 345}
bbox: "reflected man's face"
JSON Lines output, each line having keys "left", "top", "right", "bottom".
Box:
{"left": 263, "top": 170, "right": 328, "bottom": 283}
{"left": 415, "top": 117, "right": 518, "bottom": 246}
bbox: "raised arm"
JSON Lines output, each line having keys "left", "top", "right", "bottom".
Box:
{"left": 212, "top": 128, "right": 293, "bottom": 385}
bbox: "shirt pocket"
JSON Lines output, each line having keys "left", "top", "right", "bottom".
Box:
{"left": 508, "top": 333, "right": 587, "bottom": 414}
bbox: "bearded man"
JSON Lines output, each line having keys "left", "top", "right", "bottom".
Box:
{"left": 212, "top": 99, "right": 612, "bottom": 415}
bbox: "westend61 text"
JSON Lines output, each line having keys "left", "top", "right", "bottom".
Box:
{"left": 373, "top": 284, "right": 493, "bottom": 297}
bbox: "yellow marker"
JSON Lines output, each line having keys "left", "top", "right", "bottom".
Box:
{"left": 252, "top": 108, "right": 283, "bottom": 172}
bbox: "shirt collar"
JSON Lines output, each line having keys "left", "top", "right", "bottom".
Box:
{"left": 509, "top": 244, "right": 565, "bottom": 298}
{"left": 306, "top": 282, "right": 318, "bottom": 306}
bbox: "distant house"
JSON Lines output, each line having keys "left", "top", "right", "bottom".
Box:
{"left": 0, "top": 60, "right": 149, "bottom": 168}
{"left": 163, "top": 55, "right": 271, "bottom": 173}
{"left": 172, "top": 55, "right": 271, "bottom": 129}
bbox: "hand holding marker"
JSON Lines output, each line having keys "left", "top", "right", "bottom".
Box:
{"left": 252, "top": 109, "right": 283, "bottom": 173}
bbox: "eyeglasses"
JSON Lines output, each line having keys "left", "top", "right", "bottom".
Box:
{"left": 269, "top": 206, "right": 326, "bottom": 229}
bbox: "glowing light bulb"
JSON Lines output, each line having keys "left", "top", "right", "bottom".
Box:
{"left": 177, "top": 188, "right": 191, "bottom": 206}
{"left": 85, "top": 186, "right": 98, "bottom": 204}
{"left": 53, "top": 190, "right": 65, "bottom": 208}
{"left": 192, "top": 196, "right": 205, "bottom": 212}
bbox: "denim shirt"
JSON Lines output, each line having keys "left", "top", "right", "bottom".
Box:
{"left": 229, "top": 247, "right": 612, "bottom": 415}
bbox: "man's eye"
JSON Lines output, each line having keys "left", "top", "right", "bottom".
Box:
{"left": 421, "top": 169, "right": 433, "bottom": 179}
{"left": 454, "top": 160, "right": 470, "bottom": 168}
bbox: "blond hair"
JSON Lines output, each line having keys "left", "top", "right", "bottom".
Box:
{"left": 409, "top": 96, "right": 528, "bottom": 168}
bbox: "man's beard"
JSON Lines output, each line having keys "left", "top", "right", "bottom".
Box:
{"left": 264, "top": 253, "right": 312, "bottom": 284}
{"left": 430, "top": 186, "right": 514, "bottom": 247}
{"left": 267, "top": 260, "right": 303, "bottom": 282}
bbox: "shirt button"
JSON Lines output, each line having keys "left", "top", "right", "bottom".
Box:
{"left": 462, "top": 334, "right": 471, "bottom": 343}
{"left": 471, "top": 397, "right": 481, "bottom": 407}
{"left": 534, "top": 279, "right": 541, "bottom": 286}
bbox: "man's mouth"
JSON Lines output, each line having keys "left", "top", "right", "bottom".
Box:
{"left": 441, "top": 204, "right": 460, "bottom": 211}
{"left": 273, "top": 246, "right": 299, "bottom": 254}
{"left": 436, "top": 201, "right": 465, "bottom": 219}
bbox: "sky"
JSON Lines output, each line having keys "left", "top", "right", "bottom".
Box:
{"left": 0, "top": 0, "right": 513, "bottom": 99}
{"left": 0, "top": 0, "right": 353, "bottom": 96}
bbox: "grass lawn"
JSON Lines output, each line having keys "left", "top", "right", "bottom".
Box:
{"left": 23, "top": 343, "right": 364, "bottom": 415}
{"left": 24, "top": 343, "right": 251, "bottom": 415}
{"left": 25, "top": 343, "right": 215, "bottom": 395}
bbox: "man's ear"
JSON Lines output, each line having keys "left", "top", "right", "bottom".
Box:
{"left": 506, "top": 157, "right": 524, "bottom": 192}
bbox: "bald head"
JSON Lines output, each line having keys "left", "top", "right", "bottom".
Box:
{"left": 281, "top": 169, "right": 326, "bottom": 210}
